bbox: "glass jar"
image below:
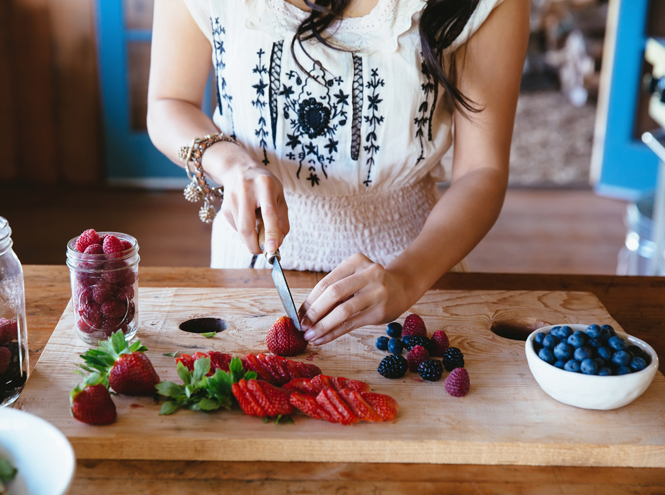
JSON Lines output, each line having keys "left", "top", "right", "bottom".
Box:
{"left": 0, "top": 217, "right": 29, "bottom": 407}
{"left": 66, "top": 232, "right": 140, "bottom": 345}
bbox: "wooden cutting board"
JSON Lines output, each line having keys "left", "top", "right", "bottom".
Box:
{"left": 15, "top": 288, "right": 665, "bottom": 467}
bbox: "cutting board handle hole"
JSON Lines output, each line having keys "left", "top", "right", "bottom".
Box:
{"left": 490, "top": 318, "right": 549, "bottom": 341}
{"left": 179, "top": 318, "right": 228, "bottom": 334}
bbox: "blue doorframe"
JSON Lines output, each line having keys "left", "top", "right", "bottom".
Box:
{"left": 95, "top": 1, "right": 213, "bottom": 187}
{"left": 594, "top": 0, "right": 659, "bottom": 200}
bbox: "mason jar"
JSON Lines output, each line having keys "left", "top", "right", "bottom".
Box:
{"left": 0, "top": 217, "right": 29, "bottom": 407}
{"left": 66, "top": 232, "right": 140, "bottom": 345}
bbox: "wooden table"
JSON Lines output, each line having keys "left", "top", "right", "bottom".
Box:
{"left": 22, "top": 266, "right": 665, "bottom": 494}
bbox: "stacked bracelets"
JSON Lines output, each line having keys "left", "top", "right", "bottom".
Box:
{"left": 177, "top": 132, "right": 236, "bottom": 223}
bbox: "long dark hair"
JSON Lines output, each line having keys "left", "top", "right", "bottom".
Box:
{"left": 290, "top": 0, "right": 481, "bottom": 114}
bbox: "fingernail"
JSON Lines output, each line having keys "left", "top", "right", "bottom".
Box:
{"left": 266, "top": 240, "right": 277, "bottom": 254}
{"left": 301, "top": 316, "right": 311, "bottom": 329}
{"left": 304, "top": 330, "right": 315, "bottom": 340}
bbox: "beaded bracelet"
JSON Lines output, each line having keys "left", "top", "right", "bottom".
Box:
{"left": 177, "top": 132, "right": 236, "bottom": 223}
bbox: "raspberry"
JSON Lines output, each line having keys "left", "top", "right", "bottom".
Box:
{"left": 83, "top": 243, "right": 104, "bottom": 255}
{"left": 418, "top": 359, "right": 443, "bottom": 381}
{"left": 430, "top": 330, "right": 449, "bottom": 357}
{"left": 445, "top": 368, "right": 470, "bottom": 397}
{"left": 76, "top": 229, "right": 100, "bottom": 252}
{"left": 125, "top": 302, "right": 136, "bottom": 324}
{"left": 0, "top": 318, "right": 18, "bottom": 345}
{"left": 92, "top": 281, "right": 116, "bottom": 304}
{"left": 101, "top": 300, "right": 127, "bottom": 319}
{"left": 377, "top": 355, "right": 407, "bottom": 379}
{"left": 0, "top": 346, "right": 11, "bottom": 374}
{"left": 100, "top": 318, "right": 123, "bottom": 336}
{"left": 402, "top": 335, "right": 433, "bottom": 353}
{"left": 442, "top": 347, "right": 464, "bottom": 371}
{"left": 77, "top": 318, "right": 96, "bottom": 334}
{"left": 122, "top": 240, "right": 133, "bottom": 251}
{"left": 406, "top": 345, "right": 429, "bottom": 372}
{"left": 402, "top": 314, "right": 427, "bottom": 337}
{"left": 122, "top": 285, "right": 135, "bottom": 301}
{"left": 103, "top": 235, "right": 124, "bottom": 255}
{"left": 122, "top": 269, "right": 137, "bottom": 287}
{"left": 102, "top": 261, "right": 129, "bottom": 284}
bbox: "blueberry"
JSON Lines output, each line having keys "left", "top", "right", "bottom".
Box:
{"left": 597, "top": 346, "right": 612, "bottom": 361}
{"left": 574, "top": 347, "right": 593, "bottom": 362}
{"left": 617, "top": 366, "right": 632, "bottom": 375}
{"left": 387, "top": 338, "right": 403, "bottom": 355}
{"left": 567, "top": 332, "right": 587, "bottom": 348}
{"left": 542, "top": 334, "right": 560, "bottom": 350}
{"left": 585, "top": 324, "right": 601, "bottom": 339}
{"left": 553, "top": 342, "right": 573, "bottom": 360}
{"left": 386, "top": 322, "right": 402, "bottom": 338}
{"left": 534, "top": 332, "right": 546, "bottom": 346}
{"left": 564, "top": 359, "right": 581, "bottom": 373}
{"left": 601, "top": 324, "right": 616, "bottom": 337}
{"left": 554, "top": 360, "right": 566, "bottom": 369}
{"left": 612, "top": 350, "right": 631, "bottom": 367}
{"left": 581, "top": 358, "right": 599, "bottom": 375}
{"left": 549, "top": 326, "right": 562, "bottom": 339}
{"left": 630, "top": 356, "right": 647, "bottom": 372}
{"left": 538, "top": 348, "right": 555, "bottom": 364}
{"left": 558, "top": 326, "right": 573, "bottom": 339}
{"left": 598, "top": 367, "right": 613, "bottom": 376}
{"left": 375, "top": 336, "right": 389, "bottom": 351}
{"left": 587, "top": 338, "right": 603, "bottom": 348}
{"left": 608, "top": 336, "right": 628, "bottom": 351}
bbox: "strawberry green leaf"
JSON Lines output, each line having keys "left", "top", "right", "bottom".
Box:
{"left": 229, "top": 356, "right": 245, "bottom": 382}
{"left": 163, "top": 352, "right": 178, "bottom": 357}
{"left": 201, "top": 331, "right": 217, "bottom": 338}
{"left": 129, "top": 341, "right": 148, "bottom": 353}
{"left": 274, "top": 415, "right": 294, "bottom": 425}
{"left": 0, "top": 459, "right": 17, "bottom": 482}
{"left": 199, "top": 398, "right": 221, "bottom": 411}
{"left": 155, "top": 381, "right": 185, "bottom": 398}
{"left": 193, "top": 357, "right": 211, "bottom": 382}
{"left": 176, "top": 361, "right": 192, "bottom": 385}
{"left": 244, "top": 371, "right": 257, "bottom": 381}
{"left": 159, "top": 401, "right": 180, "bottom": 416}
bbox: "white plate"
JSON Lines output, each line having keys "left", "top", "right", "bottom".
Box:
{"left": 0, "top": 408, "right": 75, "bottom": 495}
{"left": 525, "top": 324, "right": 659, "bottom": 410}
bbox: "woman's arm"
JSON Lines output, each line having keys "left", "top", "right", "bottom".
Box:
{"left": 299, "top": 0, "right": 530, "bottom": 344}
{"left": 147, "top": 0, "right": 289, "bottom": 255}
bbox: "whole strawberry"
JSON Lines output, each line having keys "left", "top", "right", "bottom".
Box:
{"left": 402, "top": 314, "right": 427, "bottom": 337}
{"left": 406, "top": 345, "right": 429, "bottom": 372}
{"left": 445, "top": 367, "right": 470, "bottom": 397}
{"left": 266, "top": 316, "right": 307, "bottom": 356}
{"left": 80, "top": 331, "right": 160, "bottom": 396}
{"left": 70, "top": 373, "right": 116, "bottom": 425}
{"left": 430, "top": 330, "right": 450, "bottom": 357}
{"left": 76, "top": 229, "right": 101, "bottom": 253}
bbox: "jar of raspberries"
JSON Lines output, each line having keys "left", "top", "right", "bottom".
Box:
{"left": 0, "top": 217, "right": 29, "bottom": 407}
{"left": 66, "top": 229, "right": 140, "bottom": 345}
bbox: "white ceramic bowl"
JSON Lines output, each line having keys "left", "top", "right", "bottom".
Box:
{"left": 0, "top": 408, "right": 75, "bottom": 495}
{"left": 525, "top": 324, "right": 659, "bottom": 410}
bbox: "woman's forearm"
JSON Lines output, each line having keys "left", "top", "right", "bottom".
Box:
{"left": 387, "top": 166, "right": 508, "bottom": 302}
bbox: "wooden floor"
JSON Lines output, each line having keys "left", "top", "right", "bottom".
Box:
{"left": 0, "top": 186, "right": 629, "bottom": 274}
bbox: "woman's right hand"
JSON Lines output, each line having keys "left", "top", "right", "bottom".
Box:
{"left": 203, "top": 142, "right": 290, "bottom": 256}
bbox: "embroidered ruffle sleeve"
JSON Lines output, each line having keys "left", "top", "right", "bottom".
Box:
{"left": 182, "top": 0, "right": 504, "bottom": 271}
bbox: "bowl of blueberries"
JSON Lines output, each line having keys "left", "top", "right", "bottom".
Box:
{"left": 525, "top": 323, "right": 658, "bottom": 410}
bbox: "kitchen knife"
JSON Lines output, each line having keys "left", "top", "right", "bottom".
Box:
{"left": 256, "top": 213, "right": 302, "bottom": 331}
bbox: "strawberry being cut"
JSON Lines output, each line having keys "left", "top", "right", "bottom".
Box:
{"left": 290, "top": 388, "right": 399, "bottom": 425}
{"left": 232, "top": 378, "right": 293, "bottom": 418}
{"left": 244, "top": 353, "right": 321, "bottom": 386}
{"left": 70, "top": 373, "right": 116, "bottom": 425}
{"left": 283, "top": 375, "right": 370, "bottom": 395}
{"left": 79, "top": 330, "right": 160, "bottom": 396}
{"left": 266, "top": 316, "right": 308, "bottom": 356}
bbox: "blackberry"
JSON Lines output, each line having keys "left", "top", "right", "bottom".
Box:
{"left": 402, "top": 335, "right": 433, "bottom": 353}
{"left": 441, "top": 347, "right": 464, "bottom": 371}
{"left": 377, "top": 355, "right": 408, "bottom": 379}
{"left": 418, "top": 359, "right": 444, "bottom": 381}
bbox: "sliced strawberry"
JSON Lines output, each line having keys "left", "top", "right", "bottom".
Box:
{"left": 191, "top": 351, "right": 207, "bottom": 361}
{"left": 244, "top": 354, "right": 275, "bottom": 382}
{"left": 360, "top": 392, "right": 399, "bottom": 421}
{"left": 232, "top": 380, "right": 264, "bottom": 417}
{"left": 208, "top": 351, "right": 232, "bottom": 373}
{"left": 294, "top": 361, "right": 322, "bottom": 380}
{"left": 176, "top": 354, "right": 195, "bottom": 372}
{"left": 244, "top": 354, "right": 321, "bottom": 386}
{"left": 316, "top": 389, "right": 360, "bottom": 425}
{"left": 342, "top": 378, "right": 371, "bottom": 393}
{"left": 283, "top": 378, "right": 320, "bottom": 394}
{"left": 339, "top": 389, "right": 383, "bottom": 422}
{"left": 290, "top": 391, "right": 338, "bottom": 422}
{"left": 284, "top": 375, "right": 370, "bottom": 395}
{"left": 232, "top": 379, "right": 292, "bottom": 418}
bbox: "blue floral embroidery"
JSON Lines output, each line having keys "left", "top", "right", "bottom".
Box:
{"left": 363, "top": 68, "right": 384, "bottom": 186}
{"left": 252, "top": 48, "right": 270, "bottom": 166}
{"left": 269, "top": 41, "right": 284, "bottom": 149}
{"left": 210, "top": 18, "right": 235, "bottom": 137}
{"left": 414, "top": 57, "right": 438, "bottom": 164}
{"left": 280, "top": 64, "right": 349, "bottom": 187}
{"left": 350, "top": 54, "right": 363, "bottom": 161}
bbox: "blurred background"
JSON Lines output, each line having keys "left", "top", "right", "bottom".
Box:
{"left": 0, "top": 0, "right": 664, "bottom": 274}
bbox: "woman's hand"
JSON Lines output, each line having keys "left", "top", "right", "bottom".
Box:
{"left": 203, "top": 143, "right": 290, "bottom": 255}
{"left": 298, "top": 253, "right": 413, "bottom": 345}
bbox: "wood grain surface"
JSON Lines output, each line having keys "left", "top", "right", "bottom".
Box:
{"left": 16, "top": 287, "right": 665, "bottom": 467}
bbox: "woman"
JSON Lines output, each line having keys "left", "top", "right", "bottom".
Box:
{"left": 147, "top": 0, "right": 529, "bottom": 345}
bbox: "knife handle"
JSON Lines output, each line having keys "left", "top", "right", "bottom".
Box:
{"left": 255, "top": 210, "right": 281, "bottom": 264}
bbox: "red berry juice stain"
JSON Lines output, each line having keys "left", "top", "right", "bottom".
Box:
{"left": 305, "top": 352, "right": 319, "bottom": 362}
{"left": 410, "top": 376, "right": 424, "bottom": 383}
{"left": 129, "top": 403, "right": 144, "bottom": 409}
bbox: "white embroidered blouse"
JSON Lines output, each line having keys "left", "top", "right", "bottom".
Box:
{"left": 183, "top": 0, "right": 503, "bottom": 271}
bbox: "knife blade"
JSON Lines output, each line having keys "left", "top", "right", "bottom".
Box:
{"left": 256, "top": 213, "right": 302, "bottom": 332}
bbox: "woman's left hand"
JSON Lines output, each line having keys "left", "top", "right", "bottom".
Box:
{"left": 298, "top": 253, "right": 412, "bottom": 345}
